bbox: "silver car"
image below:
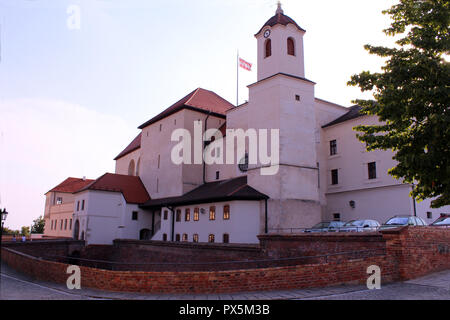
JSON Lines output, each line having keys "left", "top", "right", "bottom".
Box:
{"left": 379, "top": 215, "right": 427, "bottom": 230}
{"left": 304, "top": 221, "right": 346, "bottom": 233}
{"left": 339, "top": 219, "right": 380, "bottom": 232}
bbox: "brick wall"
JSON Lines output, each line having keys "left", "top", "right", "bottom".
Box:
{"left": 1, "top": 227, "right": 448, "bottom": 294}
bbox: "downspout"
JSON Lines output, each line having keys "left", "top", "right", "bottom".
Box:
{"left": 203, "top": 112, "right": 212, "bottom": 184}
{"left": 168, "top": 206, "right": 175, "bottom": 241}
{"left": 412, "top": 185, "right": 417, "bottom": 217}
{"left": 265, "top": 199, "right": 268, "bottom": 234}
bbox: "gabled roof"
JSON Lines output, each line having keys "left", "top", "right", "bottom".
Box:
{"left": 322, "top": 105, "right": 364, "bottom": 128}
{"left": 77, "top": 173, "right": 150, "bottom": 204}
{"left": 138, "top": 88, "right": 234, "bottom": 129}
{"left": 114, "top": 133, "right": 141, "bottom": 160}
{"left": 255, "top": 5, "right": 305, "bottom": 36}
{"left": 46, "top": 177, "right": 94, "bottom": 195}
{"left": 140, "top": 176, "right": 268, "bottom": 209}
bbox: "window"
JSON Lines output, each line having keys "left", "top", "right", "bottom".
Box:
{"left": 331, "top": 169, "right": 339, "bottom": 185}
{"left": 287, "top": 37, "right": 295, "bottom": 56}
{"left": 132, "top": 211, "right": 138, "bottom": 221}
{"left": 158, "top": 155, "right": 160, "bottom": 169}
{"left": 163, "top": 233, "right": 168, "bottom": 241}
{"left": 60, "top": 220, "right": 63, "bottom": 230}
{"left": 175, "top": 234, "right": 180, "bottom": 242}
{"left": 56, "top": 197, "right": 63, "bottom": 205}
{"left": 182, "top": 233, "right": 188, "bottom": 242}
{"left": 208, "top": 234, "right": 215, "bottom": 243}
{"left": 223, "top": 205, "right": 230, "bottom": 220}
{"left": 64, "top": 219, "right": 68, "bottom": 230}
{"left": 209, "top": 206, "right": 216, "bottom": 220}
{"left": 265, "top": 39, "right": 272, "bottom": 58}
{"left": 81, "top": 200, "right": 85, "bottom": 211}
{"left": 333, "top": 213, "right": 341, "bottom": 221}
{"left": 223, "top": 233, "right": 229, "bottom": 244}
{"left": 128, "top": 159, "right": 135, "bottom": 176}
{"left": 176, "top": 209, "right": 181, "bottom": 222}
{"left": 427, "top": 212, "right": 433, "bottom": 219}
{"left": 216, "top": 171, "right": 220, "bottom": 180}
{"left": 51, "top": 220, "right": 54, "bottom": 230}
{"left": 185, "top": 209, "right": 190, "bottom": 221}
{"left": 163, "top": 210, "right": 168, "bottom": 220}
{"left": 77, "top": 201, "right": 80, "bottom": 211}
{"left": 330, "top": 140, "right": 337, "bottom": 156}
{"left": 193, "top": 234, "right": 199, "bottom": 243}
{"left": 295, "top": 95, "right": 300, "bottom": 101}
{"left": 159, "top": 123, "right": 162, "bottom": 132}
{"left": 194, "top": 208, "right": 199, "bottom": 221}
{"left": 368, "top": 162, "right": 377, "bottom": 180}
{"left": 69, "top": 219, "right": 72, "bottom": 230}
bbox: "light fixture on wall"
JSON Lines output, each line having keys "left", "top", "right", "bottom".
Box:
{"left": 349, "top": 200, "right": 356, "bottom": 209}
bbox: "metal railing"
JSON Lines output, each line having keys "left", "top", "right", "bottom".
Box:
{"left": 268, "top": 226, "right": 383, "bottom": 234}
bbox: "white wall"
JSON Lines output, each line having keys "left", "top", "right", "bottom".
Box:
{"left": 153, "top": 200, "right": 262, "bottom": 244}
{"left": 73, "top": 190, "right": 154, "bottom": 245}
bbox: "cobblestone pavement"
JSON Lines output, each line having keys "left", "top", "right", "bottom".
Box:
{"left": 1, "top": 263, "right": 449, "bottom": 300}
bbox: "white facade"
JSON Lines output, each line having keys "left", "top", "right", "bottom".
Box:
{"left": 72, "top": 190, "right": 154, "bottom": 245}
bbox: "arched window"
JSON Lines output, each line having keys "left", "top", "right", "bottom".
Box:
{"left": 128, "top": 159, "right": 135, "bottom": 176}
{"left": 175, "top": 234, "right": 181, "bottom": 242}
{"left": 223, "top": 233, "right": 229, "bottom": 244}
{"left": 287, "top": 37, "right": 295, "bottom": 56}
{"left": 208, "top": 234, "right": 215, "bottom": 243}
{"left": 162, "top": 233, "right": 167, "bottom": 241}
{"left": 265, "top": 39, "right": 272, "bottom": 58}
{"left": 182, "top": 233, "right": 188, "bottom": 242}
{"left": 223, "top": 205, "right": 230, "bottom": 220}
{"left": 136, "top": 158, "right": 141, "bottom": 176}
{"left": 193, "top": 234, "right": 199, "bottom": 242}
{"left": 73, "top": 220, "right": 80, "bottom": 240}
{"left": 140, "top": 229, "right": 151, "bottom": 240}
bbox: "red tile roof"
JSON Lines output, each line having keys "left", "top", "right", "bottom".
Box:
{"left": 138, "top": 88, "right": 234, "bottom": 129}
{"left": 114, "top": 133, "right": 141, "bottom": 160}
{"left": 77, "top": 173, "right": 150, "bottom": 204}
{"left": 255, "top": 11, "right": 305, "bottom": 36}
{"left": 46, "top": 177, "right": 95, "bottom": 194}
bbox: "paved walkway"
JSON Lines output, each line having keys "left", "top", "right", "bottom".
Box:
{"left": 1, "top": 263, "right": 449, "bottom": 300}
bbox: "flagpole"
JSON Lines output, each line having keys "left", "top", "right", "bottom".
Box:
{"left": 236, "top": 50, "right": 239, "bottom": 107}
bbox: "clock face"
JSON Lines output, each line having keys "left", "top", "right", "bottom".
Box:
{"left": 264, "top": 29, "right": 271, "bottom": 38}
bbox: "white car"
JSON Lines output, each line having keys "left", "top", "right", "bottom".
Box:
{"left": 339, "top": 219, "right": 381, "bottom": 232}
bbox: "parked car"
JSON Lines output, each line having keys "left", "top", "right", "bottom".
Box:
{"left": 339, "top": 219, "right": 381, "bottom": 232}
{"left": 379, "top": 215, "right": 427, "bottom": 230}
{"left": 430, "top": 214, "right": 450, "bottom": 227}
{"left": 304, "top": 221, "right": 345, "bottom": 233}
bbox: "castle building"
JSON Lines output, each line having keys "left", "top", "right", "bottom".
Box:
{"left": 44, "top": 4, "right": 449, "bottom": 245}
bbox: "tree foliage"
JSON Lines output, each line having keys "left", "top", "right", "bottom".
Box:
{"left": 31, "top": 215, "right": 45, "bottom": 234}
{"left": 348, "top": 0, "right": 450, "bottom": 208}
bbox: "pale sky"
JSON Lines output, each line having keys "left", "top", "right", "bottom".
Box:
{"left": 0, "top": 0, "right": 398, "bottom": 230}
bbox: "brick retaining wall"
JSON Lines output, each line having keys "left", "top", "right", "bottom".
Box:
{"left": 1, "top": 227, "right": 448, "bottom": 294}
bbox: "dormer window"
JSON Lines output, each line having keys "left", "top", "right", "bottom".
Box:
{"left": 287, "top": 37, "right": 295, "bottom": 56}
{"left": 265, "top": 39, "right": 272, "bottom": 58}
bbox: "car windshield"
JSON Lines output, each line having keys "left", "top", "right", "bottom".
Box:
{"left": 385, "top": 217, "right": 409, "bottom": 225}
{"left": 311, "top": 222, "right": 330, "bottom": 229}
{"left": 433, "top": 217, "right": 450, "bottom": 226}
{"left": 344, "top": 220, "right": 364, "bottom": 227}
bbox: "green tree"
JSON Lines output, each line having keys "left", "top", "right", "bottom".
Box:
{"left": 31, "top": 216, "right": 45, "bottom": 234}
{"left": 348, "top": 0, "right": 449, "bottom": 208}
{"left": 21, "top": 226, "right": 30, "bottom": 236}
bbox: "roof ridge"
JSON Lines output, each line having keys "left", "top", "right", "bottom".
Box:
{"left": 184, "top": 88, "right": 201, "bottom": 106}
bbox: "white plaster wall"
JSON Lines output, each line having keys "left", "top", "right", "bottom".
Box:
{"left": 115, "top": 148, "right": 142, "bottom": 176}
{"left": 324, "top": 184, "right": 413, "bottom": 225}
{"left": 72, "top": 190, "right": 154, "bottom": 245}
{"left": 153, "top": 200, "right": 261, "bottom": 244}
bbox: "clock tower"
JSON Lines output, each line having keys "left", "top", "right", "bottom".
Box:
{"left": 247, "top": 3, "right": 322, "bottom": 231}
{"left": 255, "top": 2, "right": 306, "bottom": 81}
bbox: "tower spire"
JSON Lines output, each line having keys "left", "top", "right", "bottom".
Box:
{"left": 276, "top": 1, "right": 284, "bottom": 15}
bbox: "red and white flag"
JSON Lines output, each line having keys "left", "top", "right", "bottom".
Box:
{"left": 239, "top": 58, "right": 252, "bottom": 71}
